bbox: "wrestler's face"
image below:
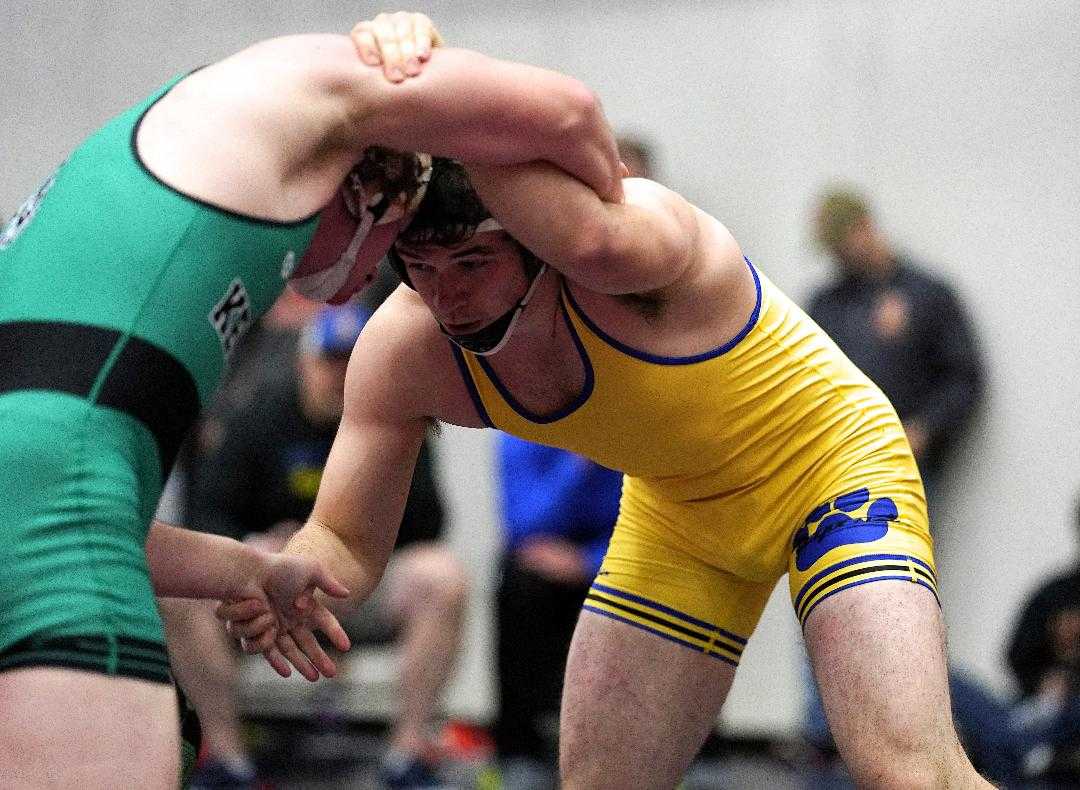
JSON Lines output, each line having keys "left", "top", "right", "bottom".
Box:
{"left": 395, "top": 231, "right": 528, "bottom": 333}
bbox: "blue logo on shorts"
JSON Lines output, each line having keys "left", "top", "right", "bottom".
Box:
{"left": 792, "top": 488, "right": 898, "bottom": 572}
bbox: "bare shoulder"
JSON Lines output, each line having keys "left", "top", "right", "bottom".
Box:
{"left": 565, "top": 185, "right": 753, "bottom": 357}
{"left": 344, "top": 286, "right": 489, "bottom": 429}
{"left": 135, "top": 34, "right": 367, "bottom": 221}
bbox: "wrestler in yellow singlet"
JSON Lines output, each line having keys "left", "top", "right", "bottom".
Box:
{"left": 451, "top": 259, "right": 935, "bottom": 667}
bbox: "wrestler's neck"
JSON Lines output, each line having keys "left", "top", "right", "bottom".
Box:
{"left": 490, "top": 271, "right": 570, "bottom": 360}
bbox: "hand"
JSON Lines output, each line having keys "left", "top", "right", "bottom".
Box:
{"left": 217, "top": 553, "right": 352, "bottom": 681}
{"left": 516, "top": 537, "right": 591, "bottom": 586}
{"left": 351, "top": 11, "right": 443, "bottom": 83}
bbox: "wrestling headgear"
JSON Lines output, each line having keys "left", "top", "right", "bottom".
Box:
{"left": 287, "top": 149, "right": 432, "bottom": 305}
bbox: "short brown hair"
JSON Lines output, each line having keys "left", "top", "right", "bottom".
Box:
{"left": 815, "top": 187, "right": 871, "bottom": 252}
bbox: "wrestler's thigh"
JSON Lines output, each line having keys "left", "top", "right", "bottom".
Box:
{"left": 0, "top": 666, "right": 178, "bottom": 789}
{"left": 803, "top": 581, "right": 963, "bottom": 777}
{"left": 559, "top": 608, "right": 735, "bottom": 790}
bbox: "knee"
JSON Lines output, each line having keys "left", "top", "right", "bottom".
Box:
{"left": 407, "top": 549, "right": 470, "bottom": 613}
{"left": 844, "top": 736, "right": 970, "bottom": 789}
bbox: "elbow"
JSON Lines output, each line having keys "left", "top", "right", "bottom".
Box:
{"left": 552, "top": 81, "right": 606, "bottom": 148}
{"left": 563, "top": 213, "right": 616, "bottom": 275}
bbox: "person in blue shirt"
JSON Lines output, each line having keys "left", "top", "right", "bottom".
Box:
{"left": 494, "top": 435, "right": 622, "bottom": 787}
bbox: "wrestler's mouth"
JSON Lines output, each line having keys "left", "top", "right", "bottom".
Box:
{"left": 443, "top": 319, "right": 487, "bottom": 333}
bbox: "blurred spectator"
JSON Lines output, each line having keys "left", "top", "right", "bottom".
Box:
{"left": 807, "top": 186, "right": 985, "bottom": 501}
{"left": 1005, "top": 495, "right": 1080, "bottom": 782}
{"left": 167, "top": 303, "right": 467, "bottom": 790}
{"left": 493, "top": 437, "right": 621, "bottom": 789}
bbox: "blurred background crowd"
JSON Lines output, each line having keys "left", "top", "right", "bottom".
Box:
{"left": 4, "top": 2, "right": 1077, "bottom": 788}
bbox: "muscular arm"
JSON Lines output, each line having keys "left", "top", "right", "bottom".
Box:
{"left": 282, "top": 303, "right": 435, "bottom": 604}
{"left": 466, "top": 164, "right": 699, "bottom": 295}
{"left": 330, "top": 43, "right": 623, "bottom": 201}
{"left": 142, "top": 34, "right": 620, "bottom": 221}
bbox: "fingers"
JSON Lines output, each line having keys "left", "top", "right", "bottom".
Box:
{"left": 395, "top": 13, "right": 420, "bottom": 77}
{"left": 350, "top": 12, "right": 441, "bottom": 82}
{"left": 262, "top": 645, "right": 293, "bottom": 679}
{"left": 312, "top": 604, "right": 352, "bottom": 654}
{"left": 426, "top": 19, "right": 443, "bottom": 53}
{"left": 276, "top": 632, "right": 320, "bottom": 682}
{"left": 228, "top": 612, "right": 277, "bottom": 645}
{"left": 372, "top": 13, "right": 405, "bottom": 82}
{"left": 414, "top": 23, "right": 433, "bottom": 64}
{"left": 291, "top": 627, "right": 339, "bottom": 680}
{"left": 350, "top": 22, "right": 381, "bottom": 67}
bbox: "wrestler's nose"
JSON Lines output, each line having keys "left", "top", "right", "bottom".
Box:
{"left": 434, "top": 268, "right": 470, "bottom": 313}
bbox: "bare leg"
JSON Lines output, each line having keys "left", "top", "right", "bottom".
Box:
{"left": 383, "top": 543, "right": 470, "bottom": 755}
{"left": 804, "top": 581, "right": 993, "bottom": 788}
{"left": 0, "top": 667, "right": 178, "bottom": 789}
{"left": 160, "top": 596, "right": 250, "bottom": 764}
{"left": 559, "top": 609, "right": 735, "bottom": 790}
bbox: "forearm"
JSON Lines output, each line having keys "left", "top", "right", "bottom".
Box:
{"left": 468, "top": 163, "right": 690, "bottom": 294}
{"left": 338, "top": 46, "right": 622, "bottom": 200}
{"left": 146, "top": 520, "right": 265, "bottom": 600}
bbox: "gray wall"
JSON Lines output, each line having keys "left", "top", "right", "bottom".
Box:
{"left": 4, "top": 1, "right": 1078, "bottom": 734}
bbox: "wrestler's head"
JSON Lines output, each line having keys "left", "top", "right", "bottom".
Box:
{"left": 289, "top": 147, "right": 431, "bottom": 305}
{"left": 389, "top": 158, "right": 545, "bottom": 355}
{"left": 814, "top": 187, "right": 891, "bottom": 278}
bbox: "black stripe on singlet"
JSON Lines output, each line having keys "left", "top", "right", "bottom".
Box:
{"left": 0, "top": 634, "right": 172, "bottom": 684}
{"left": 0, "top": 320, "right": 199, "bottom": 480}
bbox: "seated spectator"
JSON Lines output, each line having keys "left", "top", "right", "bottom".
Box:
{"left": 1006, "top": 494, "right": 1080, "bottom": 783}
{"left": 493, "top": 435, "right": 621, "bottom": 789}
{"left": 164, "top": 303, "right": 467, "bottom": 790}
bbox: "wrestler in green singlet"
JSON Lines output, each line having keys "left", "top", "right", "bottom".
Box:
{"left": 0, "top": 76, "right": 319, "bottom": 677}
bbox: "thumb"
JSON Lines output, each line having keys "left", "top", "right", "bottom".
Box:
{"left": 314, "top": 567, "right": 350, "bottom": 600}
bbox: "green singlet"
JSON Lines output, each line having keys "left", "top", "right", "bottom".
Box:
{"left": 0, "top": 73, "right": 319, "bottom": 681}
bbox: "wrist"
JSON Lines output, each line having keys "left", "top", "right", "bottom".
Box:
{"left": 226, "top": 542, "right": 273, "bottom": 601}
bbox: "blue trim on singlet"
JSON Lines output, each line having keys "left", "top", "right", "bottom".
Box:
{"left": 130, "top": 69, "right": 322, "bottom": 228}
{"left": 581, "top": 606, "right": 740, "bottom": 667}
{"left": 563, "top": 257, "right": 763, "bottom": 365}
{"left": 800, "top": 577, "right": 941, "bottom": 628}
{"left": 474, "top": 297, "right": 595, "bottom": 425}
{"left": 448, "top": 343, "right": 494, "bottom": 428}
{"left": 591, "top": 582, "right": 748, "bottom": 645}
{"left": 792, "top": 552, "right": 936, "bottom": 613}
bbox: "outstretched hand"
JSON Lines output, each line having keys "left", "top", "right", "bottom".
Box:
{"left": 217, "top": 553, "right": 352, "bottom": 681}
{"left": 351, "top": 11, "right": 443, "bottom": 82}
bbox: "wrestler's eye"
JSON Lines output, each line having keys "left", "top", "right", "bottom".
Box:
{"left": 459, "top": 258, "right": 488, "bottom": 272}
{"left": 405, "top": 261, "right": 435, "bottom": 276}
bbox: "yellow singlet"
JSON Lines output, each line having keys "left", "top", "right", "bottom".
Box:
{"left": 451, "top": 260, "right": 936, "bottom": 666}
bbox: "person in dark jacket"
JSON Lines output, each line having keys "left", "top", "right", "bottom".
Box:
{"left": 807, "top": 187, "right": 985, "bottom": 500}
